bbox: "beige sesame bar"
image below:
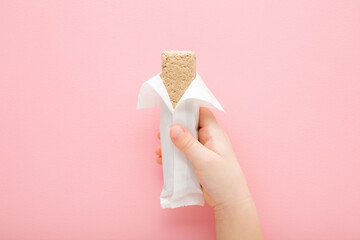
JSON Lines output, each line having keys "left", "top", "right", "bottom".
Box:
{"left": 160, "top": 50, "right": 196, "bottom": 108}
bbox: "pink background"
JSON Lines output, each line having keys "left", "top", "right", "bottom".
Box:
{"left": 1, "top": 0, "right": 360, "bottom": 239}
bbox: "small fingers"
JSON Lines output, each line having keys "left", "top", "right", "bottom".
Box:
{"left": 155, "top": 146, "right": 161, "bottom": 156}
{"left": 155, "top": 142, "right": 162, "bottom": 165}
{"left": 170, "top": 124, "right": 218, "bottom": 169}
{"left": 199, "top": 107, "right": 219, "bottom": 129}
{"left": 156, "top": 156, "right": 162, "bottom": 165}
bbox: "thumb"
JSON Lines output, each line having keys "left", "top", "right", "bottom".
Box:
{"left": 169, "top": 124, "right": 216, "bottom": 169}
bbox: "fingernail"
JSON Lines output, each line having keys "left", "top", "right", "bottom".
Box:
{"left": 171, "top": 125, "right": 184, "bottom": 140}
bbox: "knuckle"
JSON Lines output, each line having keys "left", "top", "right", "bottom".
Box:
{"left": 181, "top": 134, "right": 196, "bottom": 153}
{"left": 199, "top": 127, "right": 211, "bottom": 143}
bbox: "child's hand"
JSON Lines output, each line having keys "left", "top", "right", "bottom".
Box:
{"left": 155, "top": 107, "right": 263, "bottom": 240}
{"left": 155, "top": 107, "right": 249, "bottom": 209}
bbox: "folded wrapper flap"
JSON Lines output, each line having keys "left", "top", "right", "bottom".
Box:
{"left": 137, "top": 72, "right": 225, "bottom": 112}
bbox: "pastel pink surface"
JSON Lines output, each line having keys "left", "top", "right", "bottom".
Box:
{"left": 0, "top": 0, "right": 359, "bottom": 239}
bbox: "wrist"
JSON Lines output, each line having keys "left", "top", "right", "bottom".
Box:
{"left": 213, "top": 195, "right": 263, "bottom": 240}
{"left": 213, "top": 194, "right": 253, "bottom": 221}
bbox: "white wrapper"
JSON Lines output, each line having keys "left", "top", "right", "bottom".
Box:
{"left": 137, "top": 72, "right": 224, "bottom": 208}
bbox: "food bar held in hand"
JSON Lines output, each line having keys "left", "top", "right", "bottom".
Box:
{"left": 137, "top": 50, "right": 224, "bottom": 208}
